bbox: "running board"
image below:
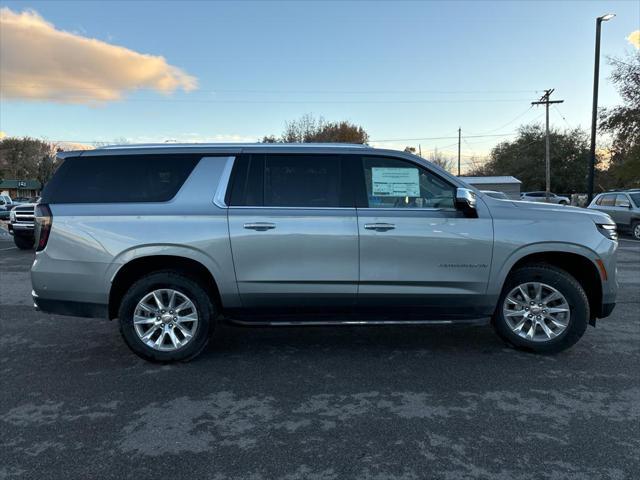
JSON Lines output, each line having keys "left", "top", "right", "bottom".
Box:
{"left": 226, "top": 317, "right": 491, "bottom": 327}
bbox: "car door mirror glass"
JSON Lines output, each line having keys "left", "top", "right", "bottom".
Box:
{"left": 455, "top": 188, "right": 477, "bottom": 217}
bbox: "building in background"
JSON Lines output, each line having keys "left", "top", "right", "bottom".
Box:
{"left": 0, "top": 179, "right": 42, "bottom": 199}
{"left": 460, "top": 176, "right": 522, "bottom": 199}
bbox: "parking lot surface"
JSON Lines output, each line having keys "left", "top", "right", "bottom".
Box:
{"left": 1, "top": 228, "right": 639, "bottom": 480}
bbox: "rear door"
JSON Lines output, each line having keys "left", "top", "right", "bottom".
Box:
{"left": 613, "top": 194, "right": 633, "bottom": 227}
{"left": 227, "top": 153, "right": 359, "bottom": 310}
{"left": 594, "top": 194, "right": 618, "bottom": 223}
{"left": 354, "top": 155, "right": 494, "bottom": 318}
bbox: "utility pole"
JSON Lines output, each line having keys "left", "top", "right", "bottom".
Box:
{"left": 532, "top": 89, "right": 564, "bottom": 202}
{"left": 457, "top": 127, "right": 461, "bottom": 176}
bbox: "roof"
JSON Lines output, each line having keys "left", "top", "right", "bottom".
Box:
{"left": 0, "top": 179, "right": 42, "bottom": 189}
{"left": 460, "top": 175, "right": 522, "bottom": 185}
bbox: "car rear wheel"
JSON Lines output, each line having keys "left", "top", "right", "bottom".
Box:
{"left": 493, "top": 264, "right": 589, "bottom": 353}
{"left": 118, "top": 271, "right": 214, "bottom": 362}
{"left": 13, "top": 235, "right": 34, "bottom": 250}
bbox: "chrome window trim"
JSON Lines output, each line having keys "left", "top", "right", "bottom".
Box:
{"left": 228, "top": 206, "right": 355, "bottom": 211}
{"left": 213, "top": 156, "right": 236, "bottom": 208}
{"left": 356, "top": 207, "right": 452, "bottom": 212}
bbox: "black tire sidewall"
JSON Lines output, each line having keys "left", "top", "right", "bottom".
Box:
{"left": 494, "top": 265, "right": 589, "bottom": 353}
{"left": 118, "top": 271, "right": 214, "bottom": 362}
{"left": 14, "top": 235, "right": 34, "bottom": 250}
{"left": 632, "top": 222, "right": 640, "bottom": 241}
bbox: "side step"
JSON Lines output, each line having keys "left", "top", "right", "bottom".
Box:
{"left": 226, "top": 317, "right": 491, "bottom": 327}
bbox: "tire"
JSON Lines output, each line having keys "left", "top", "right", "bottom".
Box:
{"left": 118, "top": 271, "right": 215, "bottom": 362}
{"left": 559, "top": 201, "right": 568, "bottom": 206}
{"left": 14, "top": 235, "right": 34, "bottom": 250}
{"left": 493, "top": 264, "right": 589, "bottom": 354}
{"left": 632, "top": 222, "right": 640, "bottom": 241}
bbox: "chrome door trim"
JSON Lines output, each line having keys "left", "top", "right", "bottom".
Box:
{"left": 213, "top": 156, "right": 236, "bottom": 208}
{"left": 229, "top": 206, "right": 356, "bottom": 210}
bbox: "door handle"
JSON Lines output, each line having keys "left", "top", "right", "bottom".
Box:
{"left": 364, "top": 223, "right": 395, "bottom": 231}
{"left": 243, "top": 222, "right": 276, "bottom": 231}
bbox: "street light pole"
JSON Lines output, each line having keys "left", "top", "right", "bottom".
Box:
{"left": 587, "top": 13, "right": 615, "bottom": 203}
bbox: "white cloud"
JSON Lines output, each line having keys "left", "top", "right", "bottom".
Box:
{"left": 0, "top": 8, "right": 197, "bottom": 103}
{"left": 628, "top": 30, "right": 640, "bottom": 49}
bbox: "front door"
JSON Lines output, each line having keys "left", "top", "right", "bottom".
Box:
{"left": 355, "top": 155, "right": 494, "bottom": 318}
{"left": 227, "top": 153, "right": 359, "bottom": 310}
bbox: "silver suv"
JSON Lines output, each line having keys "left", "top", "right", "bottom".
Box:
{"left": 588, "top": 190, "right": 640, "bottom": 240}
{"left": 31, "top": 144, "right": 618, "bottom": 362}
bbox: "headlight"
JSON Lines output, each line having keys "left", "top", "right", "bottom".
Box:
{"left": 9, "top": 209, "right": 16, "bottom": 222}
{"left": 597, "top": 223, "right": 617, "bottom": 241}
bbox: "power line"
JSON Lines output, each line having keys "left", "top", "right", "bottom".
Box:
{"left": 1, "top": 84, "right": 540, "bottom": 95}
{"left": 465, "top": 105, "right": 534, "bottom": 135}
{"left": 370, "top": 132, "right": 518, "bottom": 142}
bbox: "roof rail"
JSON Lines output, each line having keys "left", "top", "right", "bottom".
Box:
{"left": 99, "top": 142, "right": 370, "bottom": 150}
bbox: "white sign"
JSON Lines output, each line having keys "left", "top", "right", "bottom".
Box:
{"left": 371, "top": 167, "right": 420, "bottom": 197}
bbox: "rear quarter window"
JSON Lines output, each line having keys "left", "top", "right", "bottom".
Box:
{"left": 41, "top": 155, "right": 200, "bottom": 203}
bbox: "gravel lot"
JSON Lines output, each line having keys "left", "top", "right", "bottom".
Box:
{"left": 1, "top": 226, "right": 638, "bottom": 480}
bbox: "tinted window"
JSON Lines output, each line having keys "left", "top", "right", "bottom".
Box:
{"left": 361, "top": 156, "right": 455, "bottom": 209}
{"left": 599, "top": 194, "right": 616, "bottom": 207}
{"left": 615, "top": 194, "right": 631, "bottom": 207}
{"left": 41, "top": 155, "right": 200, "bottom": 204}
{"left": 629, "top": 193, "right": 640, "bottom": 207}
{"left": 264, "top": 155, "right": 343, "bottom": 207}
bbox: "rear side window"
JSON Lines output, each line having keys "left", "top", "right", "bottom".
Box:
{"left": 599, "top": 194, "right": 616, "bottom": 207}
{"left": 615, "top": 194, "right": 630, "bottom": 207}
{"left": 41, "top": 155, "right": 200, "bottom": 203}
{"left": 265, "top": 155, "right": 342, "bottom": 207}
{"left": 228, "top": 154, "right": 353, "bottom": 208}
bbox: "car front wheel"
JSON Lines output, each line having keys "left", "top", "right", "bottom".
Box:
{"left": 493, "top": 264, "right": 589, "bottom": 353}
{"left": 118, "top": 271, "right": 214, "bottom": 362}
{"left": 632, "top": 222, "right": 640, "bottom": 241}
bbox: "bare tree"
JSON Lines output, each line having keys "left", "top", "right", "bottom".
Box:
{"left": 428, "top": 148, "right": 455, "bottom": 173}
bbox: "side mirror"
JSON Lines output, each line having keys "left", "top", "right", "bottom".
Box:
{"left": 455, "top": 188, "right": 478, "bottom": 217}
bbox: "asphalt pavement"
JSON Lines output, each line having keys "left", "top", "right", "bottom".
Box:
{"left": 1, "top": 228, "right": 639, "bottom": 480}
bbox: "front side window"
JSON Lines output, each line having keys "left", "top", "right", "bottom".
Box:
{"left": 629, "top": 193, "right": 640, "bottom": 207}
{"left": 361, "top": 157, "right": 455, "bottom": 209}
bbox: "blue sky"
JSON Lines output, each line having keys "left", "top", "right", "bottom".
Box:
{"left": 1, "top": 0, "right": 638, "bottom": 167}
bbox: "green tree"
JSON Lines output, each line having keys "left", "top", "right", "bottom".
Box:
{"left": 598, "top": 53, "right": 640, "bottom": 189}
{"left": 0, "top": 137, "right": 58, "bottom": 184}
{"left": 263, "top": 114, "right": 369, "bottom": 144}
{"left": 468, "top": 124, "right": 591, "bottom": 192}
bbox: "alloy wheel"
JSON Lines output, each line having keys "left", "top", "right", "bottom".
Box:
{"left": 502, "top": 282, "right": 570, "bottom": 342}
{"left": 133, "top": 289, "right": 199, "bottom": 351}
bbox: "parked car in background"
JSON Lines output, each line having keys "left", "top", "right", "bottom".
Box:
{"left": 8, "top": 203, "right": 37, "bottom": 249}
{"left": 31, "top": 144, "right": 617, "bottom": 362}
{"left": 0, "top": 195, "right": 13, "bottom": 219}
{"left": 588, "top": 190, "right": 640, "bottom": 240}
{"left": 520, "top": 191, "right": 570, "bottom": 205}
{"left": 481, "top": 190, "right": 509, "bottom": 200}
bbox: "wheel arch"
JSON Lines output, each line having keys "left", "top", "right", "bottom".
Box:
{"left": 495, "top": 246, "right": 603, "bottom": 323}
{"left": 108, "top": 255, "right": 223, "bottom": 319}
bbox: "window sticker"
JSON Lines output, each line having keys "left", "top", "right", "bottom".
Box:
{"left": 371, "top": 167, "right": 420, "bottom": 197}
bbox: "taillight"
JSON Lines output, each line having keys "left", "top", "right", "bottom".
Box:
{"left": 34, "top": 204, "right": 52, "bottom": 252}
